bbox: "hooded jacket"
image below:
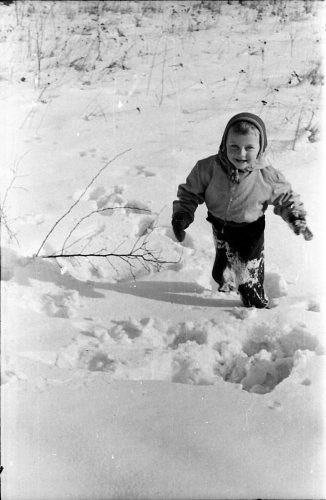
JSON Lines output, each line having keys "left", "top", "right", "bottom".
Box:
{"left": 173, "top": 112, "right": 305, "bottom": 226}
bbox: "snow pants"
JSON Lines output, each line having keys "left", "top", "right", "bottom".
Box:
{"left": 209, "top": 215, "right": 268, "bottom": 308}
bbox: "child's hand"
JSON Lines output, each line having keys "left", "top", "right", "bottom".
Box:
{"left": 302, "top": 226, "right": 313, "bottom": 241}
{"left": 288, "top": 214, "right": 313, "bottom": 240}
{"left": 172, "top": 213, "right": 190, "bottom": 242}
{"left": 172, "top": 220, "right": 187, "bottom": 242}
{"left": 293, "top": 220, "right": 313, "bottom": 240}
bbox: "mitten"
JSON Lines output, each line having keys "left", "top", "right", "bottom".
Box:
{"left": 287, "top": 212, "right": 313, "bottom": 240}
{"left": 172, "top": 212, "right": 191, "bottom": 242}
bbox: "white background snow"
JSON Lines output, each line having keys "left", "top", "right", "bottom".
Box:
{"left": 1, "top": 1, "right": 326, "bottom": 498}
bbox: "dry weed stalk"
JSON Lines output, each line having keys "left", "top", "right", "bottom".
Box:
{"left": 292, "top": 106, "right": 304, "bottom": 151}
{"left": 36, "top": 149, "right": 178, "bottom": 277}
{"left": 1, "top": 152, "right": 29, "bottom": 246}
{"left": 60, "top": 205, "right": 151, "bottom": 254}
{"left": 42, "top": 230, "right": 174, "bottom": 280}
{"left": 35, "top": 149, "right": 131, "bottom": 257}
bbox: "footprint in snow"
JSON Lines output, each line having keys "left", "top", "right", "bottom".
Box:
{"left": 39, "top": 290, "right": 80, "bottom": 318}
{"left": 88, "top": 352, "right": 116, "bottom": 372}
{"left": 307, "top": 300, "right": 320, "bottom": 312}
{"left": 1, "top": 356, "right": 26, "bottom": 385}
{"left": 59, "top": 316, "right": 321, "bottom": 395}
{"left": 79, "top": 148, "right": 97, "bottom": 158}
{"left": 1, "top": 367, "right": 21, "bottom": 385}
{"left": 134, "top": 165, "right": 156, "bottom": 177}
{"left": 131, "top": 215, "right": 155, "bottom": 237}
{"left": 72, "top": 318, "right": 109, "bottom": 341}
{"left": 231, "top": 307, "right": 257, "bottom": 320}
{"left": 267, "top": 400, "right": 282, "bottom": 410}
{"left": 17, "top": 213, "right": 45, "bottom": 226}
{"left": 80, "top": 185, "right": 150, "bottom": 215}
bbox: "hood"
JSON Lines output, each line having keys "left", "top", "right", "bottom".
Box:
{"left": 219, "top": 112, "right": 268, "bottom": 156}
{"left": 217, "top": 112, "right": 268, "bottom": 183}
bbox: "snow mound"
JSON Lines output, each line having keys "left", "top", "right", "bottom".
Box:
{"left": 82, "top": 184, "right": 151, "bottom": 215}
{"left": 1, "top": 355, "right": 27, "bottom": 385}
{"left": 36, "top": 290, "right": 80, "bottom": 318}
{"left": 56, "top": 316, "right": 323, "bottom": 394}
{"left": 265, "top": 271, "right": 288, "bottom": 299}
{"left": 1, "top": 247, "right": 19, "bottom": 281}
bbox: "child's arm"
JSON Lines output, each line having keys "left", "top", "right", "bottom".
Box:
{"left": 269, "top": 169, "right": 313, "bottom": 240}
{"left": 172, "top": 161, "right": 208, "bottom": 242}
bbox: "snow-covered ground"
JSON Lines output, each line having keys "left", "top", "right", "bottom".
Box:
{"left": 1, "top": 1, "right": 326, "bottom": 498}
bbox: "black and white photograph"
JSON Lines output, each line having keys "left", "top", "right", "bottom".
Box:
{"left": 1, "top": 0, "right": 325, "bottom": 498}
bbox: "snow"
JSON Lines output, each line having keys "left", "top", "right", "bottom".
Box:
{"left": 1, "top": 1, "right": 326, "bottom": 499}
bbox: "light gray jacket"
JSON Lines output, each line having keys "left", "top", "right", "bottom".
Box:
{"left": 173, "top": 154, "right": 304, "bottom": 226}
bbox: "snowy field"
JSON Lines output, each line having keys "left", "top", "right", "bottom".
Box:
{"left": 1, "top": 1, "right": 326, "bottom": 498}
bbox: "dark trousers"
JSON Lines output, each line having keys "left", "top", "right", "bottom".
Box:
{"left": 209, "top": 215, "right": 268, "bottom": 308}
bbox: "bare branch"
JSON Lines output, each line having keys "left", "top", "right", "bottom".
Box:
{"left": 0, "top": 211, "right": 20, "bottom": 246}
{"left": 40, "top": 240, "right": 179, "bottom": 277}
{"left": 35, "top": 149, "right": 131, "bottom": 257}
{"left": 105, "top": 255, "right": 119, "bottom": 277}
{"left": 79, "top": 236, "right": 94, "bottom": 254}
{"left": 60, "top": 205, "right": 151, "bottom": 254}
{"left": 110, "top": 237, "right": 129, "bottom": 255}
{"left": 2, "top": 151, "right": 30, "bottom": 211}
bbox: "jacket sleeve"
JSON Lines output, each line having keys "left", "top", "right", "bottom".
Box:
{"left": 172, "top": 161, "right": 208, "bottom": 224}
{"left": 268, "top": 168, "right": 306, "bottom": 222}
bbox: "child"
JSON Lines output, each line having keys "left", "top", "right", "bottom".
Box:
{"left": 172, "top": 112, "right": 312, "bottom": 308}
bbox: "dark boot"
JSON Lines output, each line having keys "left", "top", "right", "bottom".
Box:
{"left": 238, "top": 283, "right": 268, "bottom": 308}
{"left": 237, "top": 254, "right": 268, "bottom": 308}
{"left": 212, "top": 241, "right": 236, "bottom": 292}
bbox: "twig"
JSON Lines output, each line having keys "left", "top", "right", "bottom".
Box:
{"left": 147, "top": 34, "right": 163, "bottom": 95}
{"left": 20, "top": 87, "right": 48, "bottom": 129}
{"left": 41, "top": 241, "right": 178, "bottom": 274}
{"left": 159, "top": 41, "right": 168, "bottom": 107}
{"left": 61, "top": 229, "right": 96, "bottom": 253}
{"left": 105, "top": 255, "right": 119, "bottom": 277}
{"left": 110, "top": 236, "right": 129, "bottom": 255}
{"left": 1, "top": 151, "right": 30, "bottom": 247}
{"left": 0, "top": 211, "right": 20, "bottom": 246}
{"left": 223, "top": 69, "right": 246, "bottom": 112}
{"left": 60, "top": 205, "right": 151, "bottom": 254}
{"left": 2, "top": 151, "right": 30, "bottom": 210}
{"left": 59, "top": 204, "right": 152, "bottom": 257}
{"left": 80, "top": 236, "right": 96, "bottom": 254}
{"left": 35, "top": 149, "right": 131, "bottom": 257}
{"left": 292, "top": 107, "right": 304, "bottom": 151}
{"left": 96, "top": 7, "right": 102, "bottom": 61}
{"left": 129, "top": 204, "right": 165, "bottom": 255}
{"left": 42, "top": 251, "right": 172, "bottom": 266}
{"left": 306, "top": 110, "right": 315, "bottom": 131}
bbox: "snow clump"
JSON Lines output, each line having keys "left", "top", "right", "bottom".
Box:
{"left": 56, "top": 316, "right": 322, "bottom": 394}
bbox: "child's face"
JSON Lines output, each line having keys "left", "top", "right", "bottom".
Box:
{"left": 226, "top": 130, "right": 260, "bottom": 170}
